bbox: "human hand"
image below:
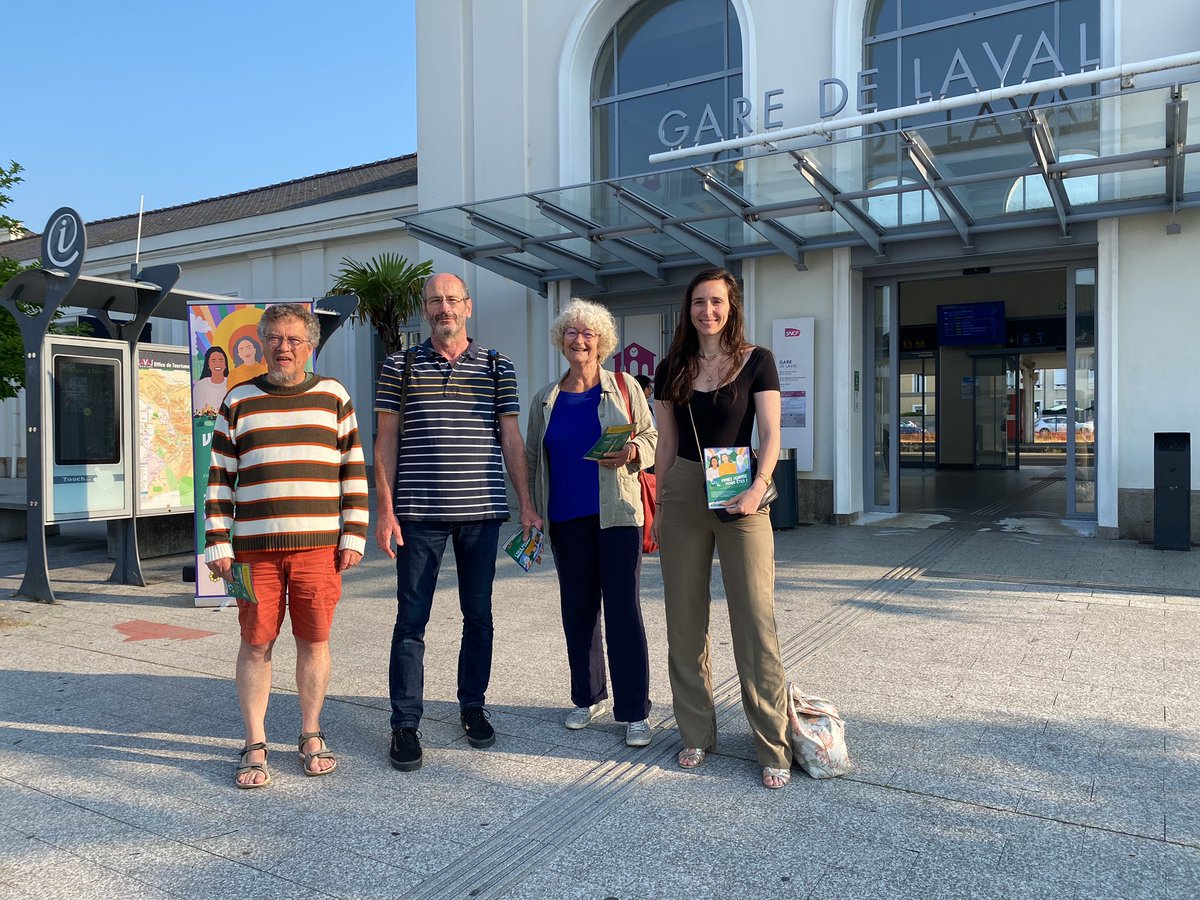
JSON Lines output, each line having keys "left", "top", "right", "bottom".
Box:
{"left": 206, "top": 556, "right": 233, "bottom": 582}
{"left": 336, "top": 549, "right": 363, "bottom": 571}
{"left": 519, "top": 505, "right": 544, "bottom": 541}
{"left": 600, "top": 442, "right": 636, "bottom": 469}
{"left": 724, "top": 478, "right": 768, "bottom": 517}
{"left": 375, "top": 514, "right": 404, "bottom": 559}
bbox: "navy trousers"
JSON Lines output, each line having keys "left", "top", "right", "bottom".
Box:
{"left": 548, "top": 515, "right": 651, "bottom": 722}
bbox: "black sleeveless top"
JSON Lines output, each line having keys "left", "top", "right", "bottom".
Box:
{"left": 656, "top": 347, "right": 781, "bottom": 462}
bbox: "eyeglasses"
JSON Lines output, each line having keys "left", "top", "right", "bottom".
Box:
{"left": 264, "top": 334, "right": 309, "bottom": 349}
{"left": 564, "top": 329, "right": 598, "bottom": 342}
{"left": 426, "top": 296, "right": 467, "bottom": 308}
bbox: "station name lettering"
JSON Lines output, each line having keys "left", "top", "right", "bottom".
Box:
{"left": 657, "top": 27, "right": 1097, "bottom": 149}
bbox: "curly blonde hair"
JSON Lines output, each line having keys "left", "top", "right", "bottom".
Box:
{"left": 550, "top": 298, "right": 619, "bottom": 363}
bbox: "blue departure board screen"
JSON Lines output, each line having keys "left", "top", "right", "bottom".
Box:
{"left": 937, "top": 301, "right": 1005, "bottom": 346}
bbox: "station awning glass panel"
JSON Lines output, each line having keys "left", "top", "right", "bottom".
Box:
{"left": 399, "top": 81, "right": 1200, "bottom": 295}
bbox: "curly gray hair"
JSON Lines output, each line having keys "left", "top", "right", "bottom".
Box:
{"left": 258, "top": 303, "right": 321, "bottom": 349}
{"left": 550, "top": 298, "right": 619, "bottom": 363}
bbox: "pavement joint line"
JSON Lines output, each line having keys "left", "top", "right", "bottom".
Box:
{"left": 842, "top": 774, "right": 1200, "bottom": 852}
{"left": 923, "top": 570, "right": 1200, "bottom": 599}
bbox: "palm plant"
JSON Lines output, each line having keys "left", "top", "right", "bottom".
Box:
{"left": 330, "top": 253, "right": 433, "bottom": 354}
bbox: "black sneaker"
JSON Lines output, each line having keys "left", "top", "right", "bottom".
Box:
{"left": 460, "top": 707, "right": 495, "bottom": 748}
{"left": 389, "top": 728, "right": 422, "bottom": 771}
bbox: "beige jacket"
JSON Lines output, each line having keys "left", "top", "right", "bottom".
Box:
{"left": 526, "top": 369, "right": 657, "bottom": 528}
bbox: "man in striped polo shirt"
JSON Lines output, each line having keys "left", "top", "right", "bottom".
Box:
{"left": 205, "top": 303, "right": 368, "bottom": 789}
{"left": 374, "top": 272, "right": 541, "bottom": 772}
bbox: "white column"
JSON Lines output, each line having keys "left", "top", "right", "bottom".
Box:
{"left": 833, "top": 248, "right": 858, "bottom": 518}
{"left": 1097, "top": 218, "right": 1119, "bottom": 536}
{"left": 248, "top": 250, "right": 275, "bottom": 300}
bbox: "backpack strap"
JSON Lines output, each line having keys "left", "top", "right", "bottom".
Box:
{"left": 397, "top": 347, "right": 417, "bottom": 439}
{"left": 488, "top": 348, "right": 501, "bottom": 440}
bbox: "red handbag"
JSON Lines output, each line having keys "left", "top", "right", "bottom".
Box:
{"left": 615, "top": 373, "right": 658, "bottom": 554}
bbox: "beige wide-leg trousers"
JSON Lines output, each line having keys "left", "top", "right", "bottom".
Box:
{"left": 658, "top": 458, "right": 790, "bottom": 769}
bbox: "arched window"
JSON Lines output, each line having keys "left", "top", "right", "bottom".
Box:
{"left": 591, "top": 0, "right": 742, "bottom": 179}
{"left": 864, "top": 0, "right": 1101, "bottom": 125}
{"left": 1005, "top": 152, "right": 1099, "bottom": 212}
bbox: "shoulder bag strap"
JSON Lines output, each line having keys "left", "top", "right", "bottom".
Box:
{"left": 615, "top": 370, "right": 635, "bottom": 424}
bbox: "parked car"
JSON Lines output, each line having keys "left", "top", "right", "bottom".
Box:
{"left": 1033, "top": 415, "right": 1094, "bottom": 438}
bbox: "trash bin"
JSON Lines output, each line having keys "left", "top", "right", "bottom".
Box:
{"left": 769, "top": 449, "right": 799, "bottom": 530}
{"left": 1154, "top": 432, "right": 1190, "bottom": 550}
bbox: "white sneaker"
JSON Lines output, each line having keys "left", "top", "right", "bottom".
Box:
{"left": 625, "top": 719, "right": 652, "bottom": 747}
{"left": 564, "top": 701, "right": 607, "bottom": 730}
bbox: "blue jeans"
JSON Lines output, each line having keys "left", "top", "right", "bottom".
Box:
{"left": 388, "top": 519, "right": 502, "bottom": 730}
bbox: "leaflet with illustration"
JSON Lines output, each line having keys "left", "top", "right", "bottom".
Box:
{"left": 503, "top": 526, "right": 545, "bottom": 572}
{"left": 225, "top": 562, "right": 259, "bottom": 604}
{"left": 702, "top": 445, "right": 752, "bottom": 509}
{"left": 583, "top": 423, "right": 635, "bottom": 460}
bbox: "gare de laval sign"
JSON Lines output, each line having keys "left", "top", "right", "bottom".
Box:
{"left": 656, "top": 25, "right": 1100, "bottom": 149}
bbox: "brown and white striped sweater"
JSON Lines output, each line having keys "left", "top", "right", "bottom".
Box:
{"left": 204, "top": 374, "right": 369, "bottom": 562}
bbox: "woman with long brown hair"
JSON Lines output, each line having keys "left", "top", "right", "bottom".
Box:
{"left": 651, "top": 268, "right": 791, "bottom": 789}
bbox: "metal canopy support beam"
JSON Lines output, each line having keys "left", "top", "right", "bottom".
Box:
{"left": 791, "top": 152, "right": 886, "bottom": 256}
{"left": 694, "top": 168, "right": 808, "bottom": 271}
{"left": 902, "top": 131, "right": 975, "bottom": 248}
{"left": 403, "top": 222, "right": 548, "bottom": 296}
{"left": 534, "top": 198, "right": 665, "bottom": 281}
{"left": 1166, "top": 88, "right": 1189, "bottom": 212}
{"left": 465, "top": 210, "right": 602, "bottom": 286}
{"left": 1025, "top": 111, "right": 1072, "bottom": 235}
{"left": 610, "top": 184, "right": 730, "bottom": 269}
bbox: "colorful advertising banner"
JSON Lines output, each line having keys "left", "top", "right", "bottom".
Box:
{"left": 188, "top": 302, "right": 270, "bottom": 606}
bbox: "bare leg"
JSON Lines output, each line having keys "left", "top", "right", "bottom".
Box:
{"left": 296, "top": 638, "right": 333, "bottom": 774}
{"left": 235, "top": 639, "right": 275, "bottom": 786}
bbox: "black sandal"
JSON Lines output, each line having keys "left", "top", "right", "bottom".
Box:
{"left": 298, "top": 731, "right": 337, "bottom": 777}
{"left": 235, "top": 742, "right": 271, "bottom": 789}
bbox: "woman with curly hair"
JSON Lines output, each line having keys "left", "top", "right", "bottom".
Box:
{"left": 526, "top": 298, "right": 658, "bottom": 747}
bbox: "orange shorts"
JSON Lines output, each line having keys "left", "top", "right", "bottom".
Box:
{"left": 235, "top": 547, "right": 342, "bottom": 645}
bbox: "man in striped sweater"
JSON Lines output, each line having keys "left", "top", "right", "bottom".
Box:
{"left": 205, "top": 303, "right": 368, "bottom": 789}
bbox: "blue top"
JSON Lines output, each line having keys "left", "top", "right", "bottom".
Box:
{"left": 543, "top": 383, "right": 601, "bottom": 522}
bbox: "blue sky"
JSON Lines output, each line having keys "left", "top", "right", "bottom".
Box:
{"left": 4, "top": 0, "right": 417, "bottom": 231}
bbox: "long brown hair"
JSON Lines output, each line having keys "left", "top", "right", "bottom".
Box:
{"left": 658, "top": 268, "right": 751, "bottom": 405}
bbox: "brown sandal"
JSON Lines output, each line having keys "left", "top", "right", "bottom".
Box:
{"left": 298, "top": 731, "right": 337, "bottom": 776}
{"left": 235, "top": 742, "right": 271, "bottom": 789}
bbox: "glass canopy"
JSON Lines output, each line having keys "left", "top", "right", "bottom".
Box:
{"left": 399, "top": 81, "right": 1199, "bottom": 295}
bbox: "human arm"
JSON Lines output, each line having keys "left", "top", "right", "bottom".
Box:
{"left": 373, "top": 410, "right": 404, "bottom": 558}
{"left": 650, "top": 399, "right": 679, "bottom": 543}
{"left": 500, "top": 413, "right": 543, "bottom": 537}
{"left": 203, "top": 405, "right": 238, "bottom": 579}
{"left": 337, "top": 395, "right": 370, "bottom": 560}
{"left": 524, "top": 391, "right": 548, "bottom": 522}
